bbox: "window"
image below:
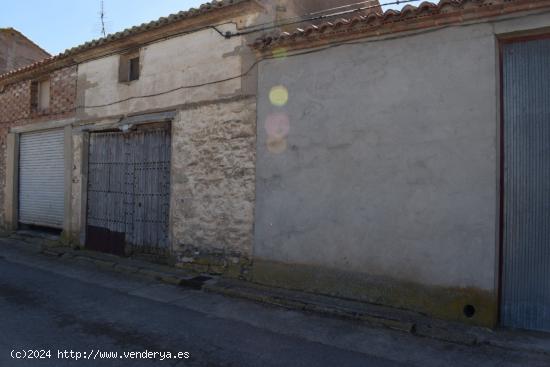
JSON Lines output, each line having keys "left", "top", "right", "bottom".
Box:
{"left": 119, "top": 51, "right": 140, "bottom": 82}
{"left": 129, "top": 57, "right": 140, "bottom": 81}
{"left": 31, "top": 78, "right": 50, "bottom": 112}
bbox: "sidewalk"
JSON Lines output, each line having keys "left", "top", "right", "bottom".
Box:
{"left": 2, "top": 230, "right": 549, "bottom": 357}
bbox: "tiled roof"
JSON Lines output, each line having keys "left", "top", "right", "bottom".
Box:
{"left": 254, "top": 0, "right": 550, "bottom": 50}
{"left": 0, "top": 0, "right": 248, "bottom": 81}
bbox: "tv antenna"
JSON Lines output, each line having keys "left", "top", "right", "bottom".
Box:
{"left": 100, "top": 0, "right": 106, "bottom": 37}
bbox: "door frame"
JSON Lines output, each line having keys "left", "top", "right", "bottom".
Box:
{"left": 80, "top": 111, "right": 175, "bottom": 251}
{"left": 497, "top": 31, "right": 550, "bottom": 326}
{"left": 4, "top": 118, "right": 74, "bottom": 234}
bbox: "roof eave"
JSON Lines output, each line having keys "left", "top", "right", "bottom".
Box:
{"left": 0, "top": 0, "right": 263, "bottom": 86}
{"left": 253, "top": 0, "right": 550, "bottom": 54}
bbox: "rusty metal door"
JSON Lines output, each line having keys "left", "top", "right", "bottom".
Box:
{"left": 501, "top": 37, "right": 550, "bottom": 332}
{"left": 86, "top": 126, "right": 171, "bottom": 255}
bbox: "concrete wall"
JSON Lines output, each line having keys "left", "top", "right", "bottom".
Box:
{"left": 0, "top": 29, "right": 49, "bottom": 75}
{"left": 254, "top": 13, "right": 550, "bottom": 325}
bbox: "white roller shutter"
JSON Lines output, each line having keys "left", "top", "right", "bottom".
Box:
{"left": 19, "top": 129, "right": 65, "bottom": 228}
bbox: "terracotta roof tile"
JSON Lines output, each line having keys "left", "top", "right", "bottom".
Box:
{"left": 254, "top": 0, "right": 550, "bottom": 50}
{"left": 0, "top": 0, "right": 248, "bottom": 81}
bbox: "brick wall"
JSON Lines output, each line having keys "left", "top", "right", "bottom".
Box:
{"left": 0, "top": 65, "right": 77, "bottom": 228}
{"left": 0, "top": 29, "right": 50, "bottom": 75}
{"left": 0, "top": 80, "right": 31, "bottom": 124}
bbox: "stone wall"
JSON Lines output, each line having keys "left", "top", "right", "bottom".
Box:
{"left": 171, "top": 97, "right": 256, "bottom": 277}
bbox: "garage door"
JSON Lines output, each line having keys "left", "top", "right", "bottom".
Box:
{"left": 19, "top": 129, "right": 65, "bottom": 229}
{"left": 501, "top": 37, "right": 550, "bottom": 332}
{"left": 86, "top": 126, "right": 171, "bottom": 255}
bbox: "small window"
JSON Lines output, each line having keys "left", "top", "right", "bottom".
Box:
{"left": 31, "top": 78, "right": 50, "bottom": 111}
{"left": 129, "top": 57, "right": 140, "bottom": 81}
{"left": 119, "top": 51, "right": 140, "bottom": 82}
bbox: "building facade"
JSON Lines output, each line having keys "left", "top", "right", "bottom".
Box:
{"left": 0, "top": 28, "right": 49, "bottom": 75}
{"left": 1, "top": 0, "right": 265, "bottom": 277}
{"left": 0, "top": 65, "right": 77, "bottom": 231}
{"left": 253, "top": 0, "right": 550, "bottom": 331}
{"left": 1, "top": 0, "right": 550, "bottom": 333}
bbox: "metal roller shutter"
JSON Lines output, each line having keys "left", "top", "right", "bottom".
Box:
{"left": 501, "top": 38, "right": 550, "bottom": 332}
{"left": 19, "top": 129, "right": 65, "bottom": 229}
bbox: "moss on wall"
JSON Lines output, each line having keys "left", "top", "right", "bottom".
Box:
{"left": 252, "top": 259, "right": 498, "bottom": 327}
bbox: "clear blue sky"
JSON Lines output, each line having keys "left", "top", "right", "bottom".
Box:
{"left": 0, "top": 0, "right": 421, "bottom": 56}
{"left": 0, "top": 1, "right": 205, "bottom": 55}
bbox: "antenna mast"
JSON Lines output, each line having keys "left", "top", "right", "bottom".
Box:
{"left": 100, "top": 0, "right": 106, "bottom": 37}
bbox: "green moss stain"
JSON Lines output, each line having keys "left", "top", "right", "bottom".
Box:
{"left": 252, "top": 259, "right": 497, "bottom": 328}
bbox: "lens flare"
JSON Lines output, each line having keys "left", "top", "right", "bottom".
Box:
{"left": 269, "top": 85, "right": 289, "bottom": 107}
{"left": 272, "top": 47, "right": 288, "bottom": 59}
{"left": 265, "top": 113, "right": 290, "bottom": 139}
{"left": 267, "top": 136, "right": 287, "bottom": 154}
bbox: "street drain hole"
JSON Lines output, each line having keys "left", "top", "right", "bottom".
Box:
{"left": 463, "top": 304, "right": 476, "bottom": 318}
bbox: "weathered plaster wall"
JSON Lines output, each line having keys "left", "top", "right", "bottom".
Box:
{"left": 77, "top": 24, "right": 244, "bottom": 120}
{"left": 171, "top": 97, "right": 256, "bottom": 276}
{"left": 255, "top": 13, "right": 550, "bottom": 325}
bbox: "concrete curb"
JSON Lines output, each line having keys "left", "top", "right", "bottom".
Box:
{"left": 483, "top": 335, "right": 550, "bottom": 357}
{"left": 23, "top": 239, "right": 550, "bottom": 357}
{"left": 39, "top": 245, "right": 211, "bottom": 291}
{"left": 203, "top": 281, "right": 474, "bottom": 342}
{"left": 203, "top": 280, "right": 550, "bottom": 355}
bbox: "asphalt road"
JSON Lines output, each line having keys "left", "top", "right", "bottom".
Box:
{"left": 0, "top": 239, "right": 548, "bottom": 367}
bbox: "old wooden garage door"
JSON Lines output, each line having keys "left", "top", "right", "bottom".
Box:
{"left": 19, "top": 129, "right": 65, "bottom": 229}
{"left": 501, "top": 37, "right": 550, "bottom": 332}
{"left": 86, "top": 126, "right": 171, "bottom": 255}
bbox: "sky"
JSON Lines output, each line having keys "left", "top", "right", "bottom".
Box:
{"left": 0, "top": 1, "right": 205, "bottom": 55}
{"left": 0, "top": 0, "right": 421, "bottom": 56}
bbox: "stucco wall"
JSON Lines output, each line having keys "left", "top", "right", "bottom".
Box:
{"left": 255, "top": 13, "right": 550, "bottom": 324}
{"left": 255, "top": 14, "right": 550, "bottom": 320}
{"left": 256, "top": 16, "right": 545, "bottom": 295}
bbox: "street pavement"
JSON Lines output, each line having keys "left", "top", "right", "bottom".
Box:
{"left": 0, "top": 239, "right": 548, "bottom": 367}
